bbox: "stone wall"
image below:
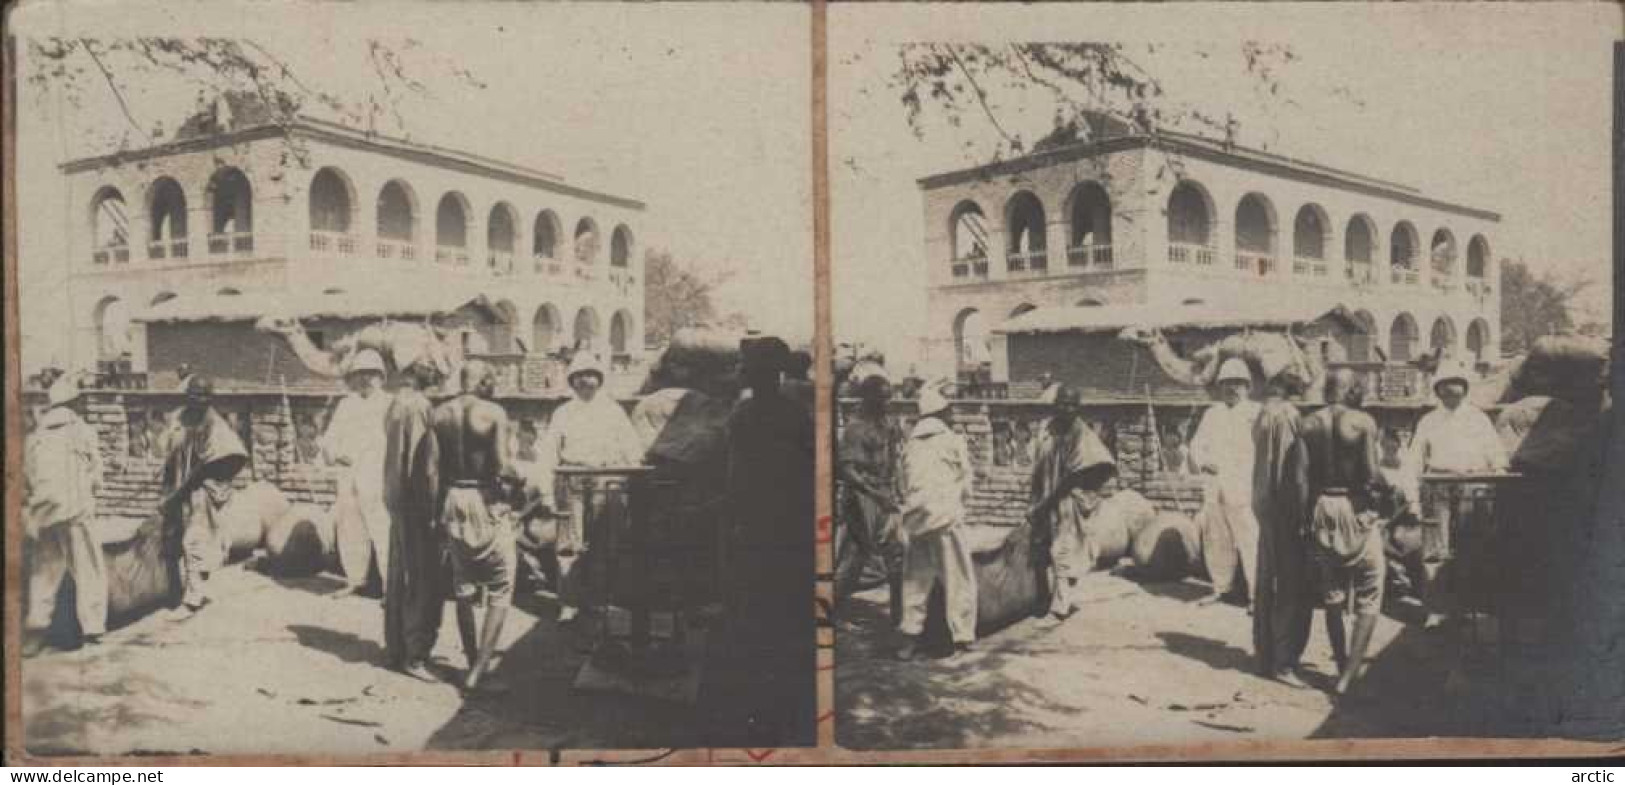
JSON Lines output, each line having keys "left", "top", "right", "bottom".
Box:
{"left": 838, "top": 397, "right": 1433, "bottom": 528}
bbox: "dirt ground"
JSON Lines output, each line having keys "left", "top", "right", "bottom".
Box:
{"left": 21, "top": 559, "right": 785, "bottom": 757}
{"left": 835, "top": 568, "right": 1594, "bottom": 751}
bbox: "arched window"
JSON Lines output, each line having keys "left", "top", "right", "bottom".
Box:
{"left": 1292, "top": 204, "right": 1328, "bottom": 276}
{"left": 573, "top": 307, "right": 601, "bottom": 351}
{"left": 533, "top": 211, "right": 561, "bottom": 260}
{"left": 1004, "top": 190, "right": 1048, "bottom": 272}
{"left": 610, "top": 310, "right": 634, "bottom": 355}
{"left": 1466, "top": 319, "right": 1491, "bottom": 364}
{"left": 532, "top": 304, "right": 560, "bottom": 354}
{"left": 611, "top": 225, "right": 633, "bottom": 269}
{"left": 1389, "top": 313, "right": 1419, "bottom": 362}
{"left": 948, "top": 201, "right": 989, "bottom": 279}
{"left": 1429, "top": 316, "right": 1457, "bottom": 358}
{"left": 309, "top": 168, "right": 355, "bottom": 255}
{"left": 1234, "top": 193, "right": 1277, "bottom": 275}
{"left": 1010, "top": 303, "right": 1037, "bottom": 319}
{"left": 1390, "top": 221, "right": 1419, "bottom": 283}
{"left": 90, "top": 187, "right": 129, "bottom": 263}
{"left": 94, "top": 296, "right": 132, "bottom": 361}
{"left": 435, "top": 193, "right": 470, "bottom": 265}
{"left": 148, "top": 177, "right": 189, "bottom": 260}
{"left": 1467, "top": 235, "right": 1490, "bottom": 278}
{"left": 1067, "top": 183, "right": 1113, "bottom": 268}
{"left": 376, "top": 180, "right": 417, "bottom": 259}
{"left": 150, "top": 291, "right": 177, "bottom": 307}
{"left": 953, "top": 308, "right": 990, "bottom": 374}
{"left": 487, "top": 202, "right": 517, "bottom": 272}
{"left": 1347, "top": 309, "right": 1378, "bottom": 362}
{"left": 1430, "top": 228, "right": 1457, "bottom": 276}
{"left": 574, "top": 218, "right": 601, "bottom": 264}
{"left": 207, "top": 168, "right": 253, "bottom": 255}
{"left": 1344, "top": 214, "right": 1376, "bottom": 283}
{"left": 1166, "top": 181, "right": 1213, "bottom": 264}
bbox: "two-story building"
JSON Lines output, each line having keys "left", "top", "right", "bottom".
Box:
{"left": 918, "top": 118, "right": 1501, "bottom": 388}
{"left": 64, "top": 95, "right": 646, "bottom": 389}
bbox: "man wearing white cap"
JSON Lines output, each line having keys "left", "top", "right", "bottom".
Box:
{"left": 323, "top": 349, "right": 393, "bottom": 596}
{"left": 23, "top": 376, "right": 107, "bottom": 655}
{"left": 541, "top": 351, "right": 645, "bottom": 623}
{"left": 1191, "top": 357, "right": 1263, "bottom": 604}
{"left": 895, "top": 384, "right": 977, "bottom": 660}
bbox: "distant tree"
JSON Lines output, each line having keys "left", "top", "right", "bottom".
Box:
{"left": 643, "top": 249, "right": 740, "bottom": 345}
{"left": 1500, "top": 258, "right": 1594, "bottom": 354}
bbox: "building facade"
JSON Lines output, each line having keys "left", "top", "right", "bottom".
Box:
{"left": 64, "top": 110, "right": 646, "bottom": 377}
{"left": 918, "top": 130, "right": 1501, "bottom": 383}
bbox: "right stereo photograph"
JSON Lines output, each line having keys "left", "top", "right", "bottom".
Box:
{"left": 829, "top": 2, "right": 1620, "bottom": 753}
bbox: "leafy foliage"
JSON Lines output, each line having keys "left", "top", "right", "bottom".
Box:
{"left": 643, "top": 249, "right": 742, "bottom": 345}
{"left": 1499, "top": 259, "right": 1595, "bottom": 355}
{"left": 890, "top": 42, "right": 1301, "bottom": 162}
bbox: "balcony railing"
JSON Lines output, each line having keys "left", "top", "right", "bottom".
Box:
{"left": 489, "top": 251, "right": 515, "bottom": 274}
{"left": 1432, "top": 275, "right": 1457, "bottom": 293}
{"left": 534, "top": 255, "right": 563, "bottom": 275}
{"left": 1236, "top": 251, "right": 1276, "bottom": 276}
{"left": 1391, "top": 267, "right": 1420, "bottom": 286}
{"left": 376, "top": 238, "right": 417, "bottom": 261}
{"left": 310, "top": 231, "right": 357, "bottom": 256}
{"left": 1006, "top": 249, "right": 1050, "bottom": 274}
{"left": 575, "top": 263, "right": 597, "bottom": 281}
{"left": 1291, "top": 256, "right": 1329, "bottom": 277}
{"left": 207, "top": 231, "right": 255, "bottom": 256}
{"left": 950, "top": 255, "right": 990, "bottom": 280}
{"left": 1167, "top": 242, "right": 1215, "bottom": 266}
{"left": 1346, "top": 262, "right": 1375, "bottom": 285}
{"left": 91, "top": 244, "right": 130, "bottom": 265}
{"left": 1465, "top": 278, "right": 1494, "bottom": 298}
{"left": 147, "top": 238, "right": 190, "bottom": 260}
{"left": 435, "top": 245, "right": 471, "bottom": 266}
{"left": 1066, "top": 243, "right": 1114, "bottom": 270}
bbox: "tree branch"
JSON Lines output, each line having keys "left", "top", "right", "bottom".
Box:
{"left": 78, "top": 39, "right": 147, "bottom": 139}
{"left": 941, "top": 44, "right": 1019, "bottom": 150}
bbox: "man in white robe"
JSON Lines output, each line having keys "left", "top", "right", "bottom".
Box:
{"left": 322, "top": 349, "right": 393, "bottom": 594}
{"left": 1191, "top": 358, "right": 1263, "bottom": 604}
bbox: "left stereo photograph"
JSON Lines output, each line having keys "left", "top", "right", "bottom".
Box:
{"left": 7, "top": 1, "right": 817, "bottom": 757}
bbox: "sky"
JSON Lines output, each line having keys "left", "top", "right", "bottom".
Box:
{"left": 11, "top": 0, "right": 813, "bottom": 372}
{"left": 830, "top": 2, "right": 1619, "bottom": 368}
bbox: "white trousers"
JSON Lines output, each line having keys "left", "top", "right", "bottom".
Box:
{"left": 27, "top": 517, "right": 108, "bottom": 636}
{"left": 898, "top": 525, "right": 977, "bottom": 644}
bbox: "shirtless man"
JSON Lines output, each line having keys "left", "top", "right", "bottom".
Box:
{"left": 431, "top": 360, "right": 521, "bottom": 694}
{"left": 1295, "top": 369, "right": 1390, "bottom": 696}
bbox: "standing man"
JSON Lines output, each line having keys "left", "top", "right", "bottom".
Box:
{"left": 383, "top": 341, "right": 449, "bottom": 682}
{"left": 23, "top": 376, "right": 107, "bottom": 654}
{"left": 895, "top": 385, "right": 977, "bottom": 660}
{"left": 542, "top": 352, "right": 646, "bottom": 623}
{"left": 1296, "top": 370, "right": 1389, "bottom": 696}
{"left": 1191, "top": 358, "right": 1263, "bottom": 604}
{"left": 160, "top": 376, "right": 249, "bottom": 621}
{"left": 1404, "top": 361, "right": 1505, "bottom": 627}
{"left": 723, "top": 336, "right": 816, "bottom": 744}
{"left": 322, "top": 349, "right": 392, "bottom": 595}
{"left": 1406, "top": 360, "right": 1506, "bottom": 479}
{"left": 431, "top": 361, "right": 521, "bottom": 694}
{"left": 1251, "top": 374, "right": 1311, "bottom": 686}
{"left": 835, "top": 366, "right": 901, "bottom": 618}
{"left": 1028, "top": 385, "right": 1117, "bottom": 622}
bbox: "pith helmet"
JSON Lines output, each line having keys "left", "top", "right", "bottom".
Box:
{"left": 1432, "top": 361, "right": 1472, "bottom": 394}
{"left": 566, "top": 352, "right": 606, "bottom": 385}
{"left": 47, "top": 376, "right": 81, "bottom": 408}
{"left": 346, "top": 349, "right": 386, "bottom": 376}
{"left": 1216, "top": 358, "right": 1252, "bottom": 385}
{"left": 917, "top": 385, "right": 951, "bottom": 417}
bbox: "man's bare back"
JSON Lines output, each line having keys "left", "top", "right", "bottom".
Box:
{"left": 433, "top": 394, "right": 510, "bottom": 489}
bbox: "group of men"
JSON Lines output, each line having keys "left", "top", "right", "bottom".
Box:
{"left": 24, "top": 333, "right": 815, "bottom": 719}
{"left": 836, "top": 353, "right": 1508, "bottom": 697}
{"left": 1232, "top": 359, "right": 1505, "bottom": 695}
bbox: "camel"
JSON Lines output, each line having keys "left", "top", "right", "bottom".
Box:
{"left": 253, "top": 313, "right": 464, "bottom": 379}
{"left": 1118, "top": 324, "right": 1326, "bottom": 395}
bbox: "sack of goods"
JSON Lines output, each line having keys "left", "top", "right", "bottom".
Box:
{"left": 1190, "top": 332, "right": 1319, "bottom": 391}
